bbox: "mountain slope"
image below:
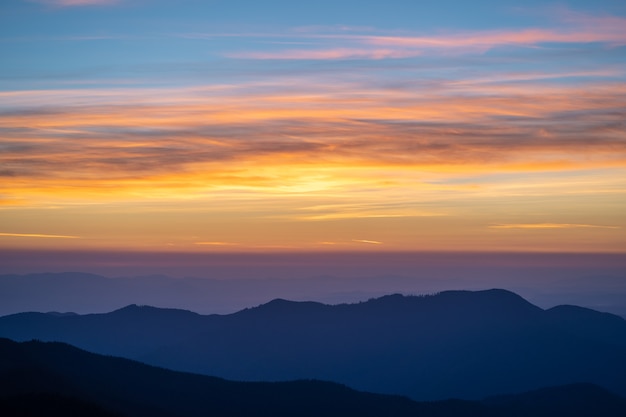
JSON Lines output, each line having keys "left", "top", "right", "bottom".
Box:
{"left": 1, "top": 290, "right": 626, "bottom": 400}
{"left": 0, "top": 393, "right": 125, "bottom": 417}
{"left": 483, "top": 383, "right": 626, "bottom": 417}
{"left": 3, "top": 338, "right": 626, "bottom": 417}
{"left": 0, "top": 338, "right": 475, "bottom": 417}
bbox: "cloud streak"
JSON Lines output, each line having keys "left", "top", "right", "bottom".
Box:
{"left": 194, "top": 242, "right": 239, "bottom": 246}
{"left": 490, "top": 224, "right": 621, "bottom": 230}
{"left": 227, "top": 12, "right": 626, "bottom": 60}
{"left": 0, "top": 76, "right": 624, "bottom": 207}
{"left": 29, "top": 0, "right": 119, "bottom": 7}
{"left": 0, "top": 232, "right": 80, "bottom": 238}
{"left": 2, "top": 6, "right": 625, "bottom": 253}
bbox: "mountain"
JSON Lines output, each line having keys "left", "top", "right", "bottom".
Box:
{"left": 0, "top": 393, "right": 125, "bottom": 417}
{"left": 3, "top": 270, "right": 626, "bottom": 318}
{"left": 0, "top": 337, "right": 471, "bottom": 417}
{"left": 1, "top": 290, "right": 626, "bottom": 400}
{"left": 484, "top": 383, "right": 626, "bottom": 417}
{"left": 2, "top": 338, "right": 626, "bottom": 417}
{"left": 0, "top": 272, "right": 442, "bottom": 316}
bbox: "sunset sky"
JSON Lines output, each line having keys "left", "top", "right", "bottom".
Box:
{"left": 1, "top": 0, "right": 625, "bottom": 257}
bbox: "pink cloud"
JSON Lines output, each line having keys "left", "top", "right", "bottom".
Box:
{"left": 30, "top": 0, "right": 119, "bottom": 7}
{"left": 364, "top": 25, "right": 626, "bottom": 50}
{"left": 229, "top": 48, "right": 419, "bottom": 60}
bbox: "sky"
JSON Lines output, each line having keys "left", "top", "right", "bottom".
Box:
{"left": 1, "top": 0, "right": 625, "bottom": 262}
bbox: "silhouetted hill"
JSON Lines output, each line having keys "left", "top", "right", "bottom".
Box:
{"left": 1, "top": 290, "right": 626, "bottom": 400}
{"left": 4, "top": 270, "right": 626, "bottom": 318}
{"left": 2, "top": 338, "right": 625, "bottom": 417}
{"left": 0, "top": 338, "right": 471, "bottom": 417}
{"left": 545, "top": 304, "right": 626, "bottom": 346}
{"left": 483, "top": 383, "right": 626, "bottom": 417}
{"left": 0, "top": 304, "right": 211, "bottom": 358}
{"left": 0, "top": 393, "right": 125, "bottom": 417}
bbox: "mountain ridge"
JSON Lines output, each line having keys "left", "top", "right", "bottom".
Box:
{"left": 1, "top": 289, "right": 625, "bottom": 401}
{"left": 2, "top": 338, "right": 626, "bottom": 417}
{"left": 4, "top": 271, "right": 626, "bottom": 318}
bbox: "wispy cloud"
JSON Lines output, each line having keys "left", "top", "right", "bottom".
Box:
{"left": 2, "top": 5, "right": 625, "bottom": 253}
{"left": 227, "top": 11, "right": 626, "bottom": 60}
{"left": 194, "top": 241, "right": 239, "bottom": 246}
{"left": 0, "top": 232, "right": 80, "bottom": 238}
{"left": 229, "top": 48, "right": 418, "bottom": 60}
{"left": 29, "top": 0, "right": 119, "bottom": 7}
{"left": 489, "top": 224, "right": 621, "bottom": 230}
{"left": 295, "top": 203, "right": 445, "bottom": 221}
{"left": 0, "top": 76, "right": 624, "bottom": 207}
{"left": 362, "top": 25, "right": 626, "bottom": 50}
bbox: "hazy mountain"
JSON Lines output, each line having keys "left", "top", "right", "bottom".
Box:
{"left": 2, "top": 270, "right": 626, "bottom": 318}
{"left": 2, "top": 338, "right": 626, "bottom": 417}
{"left": 1, "top": 290, "right": 626, "bottom": 400}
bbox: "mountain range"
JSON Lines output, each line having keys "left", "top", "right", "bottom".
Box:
{"left": 2, "top": 271, "right": 626, "bottom": 318}
{"left": 2, "top": 338, "right": 626, "bottom": 417}
{"left": 1, "top": 289, "right": 625, "bottom": 401}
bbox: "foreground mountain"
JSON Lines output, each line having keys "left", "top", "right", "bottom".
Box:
{"left": 2, "top": 338, "right": 626, "bottom": 417}
{"left": 0, "top": 338, "right": 444, "bottom": 417}
{"left": 1, "top": 289, "right": 626, "bottom": 400}
{"left": 0, "top": 393, "right": 124, "bottom": 417}
{"left": 483, "top": 383, "right": 626, "bottom": 417}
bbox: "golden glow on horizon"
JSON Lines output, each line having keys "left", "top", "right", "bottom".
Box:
{"left": 1, "top": 78, "right": 625, "bottom": 255}
{"left": 195, "top": 242, "right": 239, "bottom": 246}
{"left": 0, "top": 232, "right": 80, "bottom": 239}
{"left": 1, "top": 13, "right": 625, "bottom": 254}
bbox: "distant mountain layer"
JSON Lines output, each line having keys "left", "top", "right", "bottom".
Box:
{"left": 1, "top": 289, "right": 626, "bottom": 400}
{"left": 2, "top": 338, "right": 626, "bottom": 417}
{"left": 3, "top": 271, "right": 626, "bottom": 317}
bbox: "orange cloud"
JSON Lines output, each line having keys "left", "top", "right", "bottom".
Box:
{"left": 1, "top": 78, "right": 625, "bottom": 208}
{"left": 0, "top": 232, "right": 80, "bottom": 238}
{"left": 229, "top": 48, "right": 419, "bottom": 60}
{"left": 489, "top": 224, "right": 621, "bottom": 230}
{"left": 194, "top": 242, "right": 239, "bottom": 246}
{"left": 2, "top": 6, "right": 624, "bottom": 253}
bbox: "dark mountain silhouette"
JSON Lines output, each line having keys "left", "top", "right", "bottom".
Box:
{"left": 0, "top": 393, "right": 125, "bottom": 417}
{"left": 1, "top": 290, "right": 626, "bottom": 400}
{"left": 2, "top": 338, "right": 626, "bottom": 417}
{"left": 484, "top": 383, "right": 626, "bottom": 417}
{"left": 0, "top": 337, "right": 474, "bottom": 417}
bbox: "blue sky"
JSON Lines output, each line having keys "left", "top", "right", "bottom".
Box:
{"left": 3, "top": 0, "right": 625, "bottom": 89}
